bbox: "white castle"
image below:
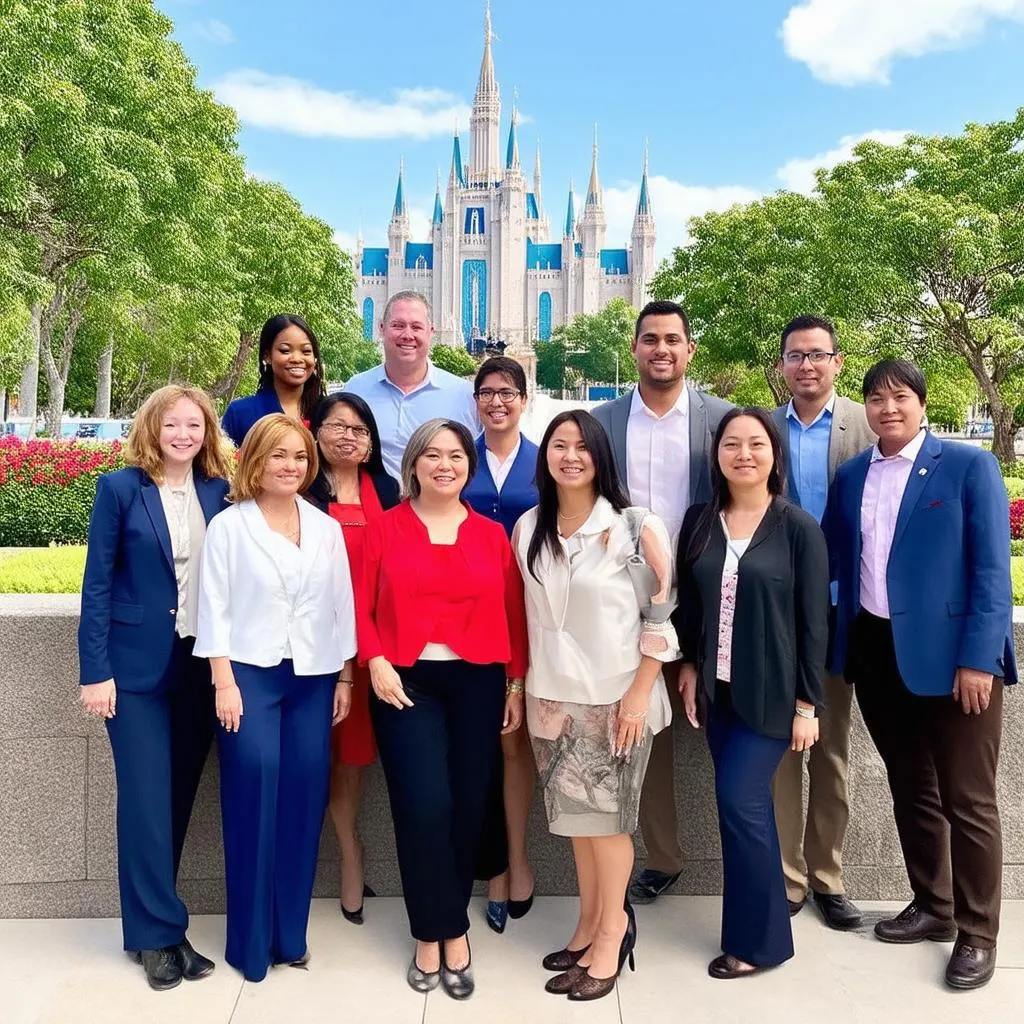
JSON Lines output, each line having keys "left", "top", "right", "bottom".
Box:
{"left": 353, "top": 4, "right": 657, "bottom": 355}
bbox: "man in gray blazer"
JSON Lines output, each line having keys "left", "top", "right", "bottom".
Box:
{"left": 771, "top": 314, "right": 876, "bottom": 930}
{"left": 593, "top": 298, "right": 732, "bottom": 904}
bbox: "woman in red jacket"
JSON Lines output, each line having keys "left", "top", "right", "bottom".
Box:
{"left": 358, "top": 418, "right": 528, "bottom": 1002}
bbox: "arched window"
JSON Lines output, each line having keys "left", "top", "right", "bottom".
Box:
{"left": 362, "top": 297, "right": 374, "bottom": 340}
{"left": 538, "top": 292, "right": 552, "bottom": 341}
{"left": 415, "top": 255, "right": 427, "bottom": 270}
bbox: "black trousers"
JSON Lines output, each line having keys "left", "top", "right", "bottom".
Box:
{"left": 370, "top": 659, "right": 505, "bottom": 941}
{"left": 848, "top": 610, "right": 1004, "bottom": 947}
{"left": 106, "top": 636, "right": 215, "bottom": 950}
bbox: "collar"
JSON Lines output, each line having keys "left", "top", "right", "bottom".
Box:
{"left": 871, "top": 427, "right": 927, "bottom": 464}
{"left": 629, "top": 384, "right": 689, "bottom": 420}
{"left": 785, "top": 391, "right": 836, "bottom": 427}
{"left": 564, "top": 495, "right": 618, "bottom": 538}
{"left": 485, "top": 435, "right": 521, "bottom": 464}
{"left": 376, "top": 359, "right": 437, "bottom": 392}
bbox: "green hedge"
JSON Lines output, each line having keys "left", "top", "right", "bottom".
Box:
{"left": 0, "top": 546, "right": 86, "bottom": 593}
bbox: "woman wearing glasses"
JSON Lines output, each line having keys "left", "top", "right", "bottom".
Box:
{"left": 304, "top": 393, "right": 400, "bottom": 925}
{"left": 463, "top": 357, "right": 539, "bottom": 934}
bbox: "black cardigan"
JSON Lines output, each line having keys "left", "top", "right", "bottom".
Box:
{"left": 304, "top": 468, "right": 401, "bottom": 515}
{"left": 672, "top": 497, "right": 829, "bottom": 740}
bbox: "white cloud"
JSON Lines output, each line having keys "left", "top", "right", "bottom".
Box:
{"left": 782, "top": 0, "right": 1024, "bottom": 85}
{"left": 776, "top": 129, "right": 909, "bottom": 192}
{"left": 604, "top": 177, "right": 761, "bottom": 260}
{"left": 213, "top": 71, "right": 473, "bottom": 140}
{"left": 332, "top": 230, "right": 359, "bottom": 253}
{"left": 194, "top": 19, "right": 234, "bottom": 45}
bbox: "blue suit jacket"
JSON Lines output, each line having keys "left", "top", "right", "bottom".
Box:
{"left": 78, "top": 467, "right": 231, "bottom": 690}
{"left": 462, "top": 435, "right": 539, "bottom": 539}
{"left": 222, "top": 387, "right": 284, "bottom": 447}
{"left": 824, "top": 432, "right": 1017, "bottom": 694}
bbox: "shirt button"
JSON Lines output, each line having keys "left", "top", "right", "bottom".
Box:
{"left": 169, "top": 609, "right": 176, "bottom": 616}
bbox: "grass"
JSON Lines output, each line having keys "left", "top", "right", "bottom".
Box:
{"left": 0, "top": 546, "right": 86, "bottom": 593}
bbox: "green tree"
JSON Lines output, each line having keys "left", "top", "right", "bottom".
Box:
{"left": 535, "top": 298, "right": 639, "bottom": 394}
{"left": 429, "top": 343, "right": 478, "bottom": 378}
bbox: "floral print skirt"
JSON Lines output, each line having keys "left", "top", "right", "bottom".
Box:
{"left": 526, "top": 693, "right": 655, "bottom": 837}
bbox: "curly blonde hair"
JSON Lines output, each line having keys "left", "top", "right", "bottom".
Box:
{"left": 125, "top": 385, "right": 234, "bottom": 483}
{"left": 229, "top": 414, "right": 318, "bottom": 503}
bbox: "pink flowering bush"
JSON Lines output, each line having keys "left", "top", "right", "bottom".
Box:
{"left": 0, "top": 437, "right": 124, "bottom": 546}
{"left": 1011, "top": 498, "right": 1024, "bottom": 541}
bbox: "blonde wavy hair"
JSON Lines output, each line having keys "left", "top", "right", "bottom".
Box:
{"left": 229, "top": 414, "right": 318, "bottom": 503}
{"left": 125, "top": 385, "right": 234, "bottom": 483}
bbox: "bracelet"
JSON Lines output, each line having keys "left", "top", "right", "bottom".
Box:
{"left": 794, "top": 705, "right": 816, "bottom": 720}
{"left": 506, "top": 682, "right": 524, "bottom": 696}
{"left": 338, "top": 678, "right": 354, "bottom": 686}
{"left": 622, "top": 708, "right": 647, "bottom": 720}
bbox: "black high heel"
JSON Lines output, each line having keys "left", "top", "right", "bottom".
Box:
{"left": 566, "top": 908, "right": 637, "bottom": 1002}
{"left": 542, "top": 944, "right": 590, "bottom": 971}
{"left": 340, "top": 883, "right": 376, "bottom": 926}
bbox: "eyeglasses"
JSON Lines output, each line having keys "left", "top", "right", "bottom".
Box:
{"left": 475, "top": 388, "right": 523, "bottom": 403}
{"left": 782, "top": 351, "right": 837, "bottom": 366}
{"left": 320, "top": 423, "right": 370, "bottom": 439}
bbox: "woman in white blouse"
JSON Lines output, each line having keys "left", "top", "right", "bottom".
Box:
{"left": 514, "top": 410, "right": 677, "bottom": 1003}
{"left": 195, "top": 413, "right": 357, "bottom": 983}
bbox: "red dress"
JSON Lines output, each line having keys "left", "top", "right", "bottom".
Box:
{"left": 327, "top": 472, "right": 384, "bottom": 766}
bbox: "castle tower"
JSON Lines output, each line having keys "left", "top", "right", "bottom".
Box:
{"left": 631, "top": 146, "right": 657, "bottom": 308}
{"left": 579, "top": 134, "right": 606, "bottom": 313}
{"left": 469, "top": 3, "right": 501, "bottom": 184}
{"left": 386, "top": 161, "right": 409, "bottom": 298}
{"left": 561, "top": 181, "right": 577, "bottom": 323}
{"left": 498, "top": 105, "right": 527, "bottom": 348}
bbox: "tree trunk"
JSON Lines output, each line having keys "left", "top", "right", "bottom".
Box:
{"left": 93, "top": 335, "right": 114, "bottom": 417}
{"left": 19, "top": 302, "right": 41, "bottom": 434}
{"left": 991, "top": 403, "right": 1016, "bottom": 464}
{"left": 209, "top": 330, "right": 256, "bottom": 405}
{"left": 957, "top": 331, "right": 1016, "bottom": 463}
{"left": 39, "top": 278, "right": 86, "bottom": 438}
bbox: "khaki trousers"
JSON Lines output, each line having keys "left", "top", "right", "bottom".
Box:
{"left": 771, "top": 671, "right": 853, "bottom": 902}
{"left": 637, "top": 661, "right": 684, "bottom": 874}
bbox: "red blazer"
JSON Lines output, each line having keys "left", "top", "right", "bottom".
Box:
{"left": 358, "top": 500, "right": 528, "bottom": 677}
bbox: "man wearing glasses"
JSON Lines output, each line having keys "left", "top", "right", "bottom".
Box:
{"left": 344, "top": 290, "right": 479, "bottom": 480}
{"left": 771, "top": 314, "right": 875, "bottom": 930}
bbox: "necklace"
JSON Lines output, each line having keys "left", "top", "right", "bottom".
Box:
{"left": 557, "top": 507, "right": 592, "bottom": 522}
{"left": 257, "top": 500, "right": 300, "bottom": 543}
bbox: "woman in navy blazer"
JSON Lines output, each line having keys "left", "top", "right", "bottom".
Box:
{"left": 461, "top": 357, "right": 539, "bottom": 934}
{"left": 221, "top": 314, "right": 328, "bottom": 447}
{"left": 78, "top": 385, "right": 233, "bottom": 991}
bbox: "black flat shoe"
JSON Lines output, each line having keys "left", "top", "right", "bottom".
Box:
{"left": 708, "top": 954, "right": 767, "bottom": 980}
{"left": 340, "top": 883, "right": 376, "bottom": 926}
{"left": 441, "top": 940, "right": 474, "bottom": 1000}
{"left": 508, "top": 891, "right": 534, "bottom": 920}
{"left": 139, "top": 947, "right": 183, "bottom": 991}
{"left": 874, "top": 901, "right": 957, "bottom": 944}
{"left": 542, "top": 944, "right": 590, "bottom": 971}
{"left": 788, "top": 896, "right": 807, "bottom": 917}
{"left": 812, "top": 891, "right": 864, "bottom": 931}
{"left": 628, "top": 868, "right": 681, "bottom": 905}
{"left": 945, "top": 941, "right": 997, "bottom": 990}
{"left": 175, "top": 937, "right": 215, "bottom": 980}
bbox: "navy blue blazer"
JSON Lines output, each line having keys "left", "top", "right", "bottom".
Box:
{"left": 824, "top": 432, "right": 1017, "bottom": 694}
{"left": 462, "top": 434, "right": 539, "bottom": 538}
{"left": 222, "top": 387, "right": 284, "bottom": 447}
{"left": 78, "top": 467, "right": 231, "bottom": 691}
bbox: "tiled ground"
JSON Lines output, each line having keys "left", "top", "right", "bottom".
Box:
{"left": 2, "top": 898, "right": 1021, "bottom": 1023}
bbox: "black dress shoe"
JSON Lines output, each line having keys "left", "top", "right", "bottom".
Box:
{"left": 708, "top": 954, "right": 767, "bottom": 980}
{"left": 874, "top": 902, "right": 957, "bottom": 944}
{"left": 812, "top": 892, "right": 863, "bottom": 931}
{"left": 175, "top": 937, "right": 215, "bottom": 980}
{"left": 341, "top": 884, "right": 376, "bottom": 926}
{"left": 139, "top": 947, "right": 183, "bottom": 991}
{"left": 945, "top": 942, "right": 997, "bottom": 990}
{"left": 788, "top": 896, "right": 806, "bottom": 917}
{"left": 628, "top": 868, "right": 681, "bottom": 905}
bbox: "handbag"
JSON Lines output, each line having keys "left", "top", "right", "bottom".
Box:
{"left": 621, "top": 507, "right": 674, "bottom": 636}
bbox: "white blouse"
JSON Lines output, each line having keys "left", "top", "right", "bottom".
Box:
{"left": 157, "top": 470, "right": 206, "bottom": 639}
{"left": 513, "top": 497, "right": 677, "bottom": 733}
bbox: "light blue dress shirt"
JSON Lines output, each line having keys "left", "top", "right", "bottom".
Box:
{"left": 785, "top": 395, "right": 834, "bottom": 526}
{"left": 344, "top": 361, "right": 480, "bottom": 480}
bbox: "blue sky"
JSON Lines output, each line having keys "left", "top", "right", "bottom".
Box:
{"left": 162, "top": 0, "right": 1024, "bottom": 260}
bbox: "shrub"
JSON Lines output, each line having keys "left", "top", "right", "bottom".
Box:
{"left": 0, "top": 546, "right": 86, "bottom": 593}
{"left": 1005, "top": 477, "right": 1024, "bottom": 501}
{"left": 0, "top": 438, "right": 124, "bottom": 546}
{"left": 1012, "top": 539, "right": 1024, "bottom": 557}
{"left": 1001, "top": 459, "right": 1024, "bottom": 479}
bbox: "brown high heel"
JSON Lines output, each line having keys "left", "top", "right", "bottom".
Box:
{"left": 544, "top": 965, "right": 586, "bottom": 994}
{"left": 567, "top": 913, "right": 637, "bottom": 1002}
{"left": 541, "top": 944, "right": 591, "bottom": 971}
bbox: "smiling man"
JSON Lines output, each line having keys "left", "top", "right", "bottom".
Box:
{"left": 592, "top": 298, "right": 733, "bottom": 905}
{"left": 344, "top": 291, "right": 479, "bottom": 480}
{"left": 824, "top": 358, "right": 1016, "bottom": 991}
{"left": 770, "top": 315, "right": 875, "bottom": 931}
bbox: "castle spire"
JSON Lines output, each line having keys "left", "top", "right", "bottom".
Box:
{"left": 533, "top": 138, "right": 543, "bottom": 215}
{"left": 449, "top": 126, "right": 466, "bottom": 188}
{"left": 636, "top": 142, "right": 651, "bottom": 216}
{"left": 505, "top": 103, "right": 520, "bottom": 170}
{"left": 469, "top": 1, "right": 501, "bottom": 183}
{"left": 475, "top": 0, "right": 498, "bottom": 100}
{"left": 585, "top": 126, "right": 601, "bottom": 208}
{"left": 564, "top": 179, "right": 576, "bottom": 238}
{"left": 392, "top": 159, "right": 406, "bottom": 217}
{"left": 433, "top": 170, "right": 443, "bottom": 225}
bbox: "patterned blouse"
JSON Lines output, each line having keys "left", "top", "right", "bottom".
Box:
{"left": 716, "top": 513, "right": 751, "bottom": 682}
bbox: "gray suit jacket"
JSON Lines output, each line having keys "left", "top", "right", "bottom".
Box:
{"left": 592, "top": 386, "right": 734, "bottom": 507}
{"left": 772, "top": 394, "right": 876, "bottom": 499}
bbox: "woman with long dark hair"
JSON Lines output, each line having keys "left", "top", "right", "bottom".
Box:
{"left": 304, "top": 393, "right": 399, "bottom": 925}
{"left": 673, "top": 407, "right": 829, "bottom": 979}
{"left": 222, "top": 314, "right": 327, "bottom": 447}
{"left": 513, "top": 410, "right": 677, "bottom": 1002}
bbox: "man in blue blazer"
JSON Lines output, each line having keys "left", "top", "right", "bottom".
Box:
{"left": 825, "top": 359, "right": 1015, "bottom": 992}
{"left": 592, "top": 299, "right": 732, "bottom": 905}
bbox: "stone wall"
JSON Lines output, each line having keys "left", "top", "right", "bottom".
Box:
{"left": 1, "top": 594, "right": 1020, "bottom": 917}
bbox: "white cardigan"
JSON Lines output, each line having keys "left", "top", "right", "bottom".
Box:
{"left": 195, "top": 498, "right": 357, "bottom": 676}
{"left": 513, "top": 497, "right": 676, "bottom": 733}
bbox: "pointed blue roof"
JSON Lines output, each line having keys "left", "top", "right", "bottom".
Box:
{"left": 506, "top": 115, "right": 519, "bottom": 169}
{"left": 564, "top": 185, "right": 575, "bottom": 238}
{"left": 392, "top": 163, "right": 406, "bottom": 217}
{"left": 637, "top": 148, "right": 651, "bottom": 216}
{"left": 433, "top": 188, "right": 443, "bottom": 225}
{"left": 451, "top": 133, "right": 466, "bottom": 188}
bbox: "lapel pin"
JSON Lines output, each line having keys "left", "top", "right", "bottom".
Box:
{"left": 918, "top": 468, "right": 927, "bottom": 476}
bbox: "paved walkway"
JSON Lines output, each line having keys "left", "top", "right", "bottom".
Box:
{"left": 3, "top": 898, "right": 1021, "bottom": 1023}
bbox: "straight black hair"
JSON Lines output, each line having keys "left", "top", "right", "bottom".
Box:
{"left": 780, "top": 314, "right": 837, "bottom": 356}
{"left": 685, "top": 407, "right": 786, "bottom": 562}
{"left": 306, "top": 392, "right": 387, "bottom": 505}
{"left": 474, "top": 355, "right": 527, "bottom": 395}
{"left": 634, "top": 299, "right": 692, "bottom": 341}
{"left": 526, "top": 409, "right": 629, "bottom": 581}
{"left": 862, "top": 358, "right": 927, "bottom": 404}
{"left": 257, "top": 314, "right": 327, "bottom": 423}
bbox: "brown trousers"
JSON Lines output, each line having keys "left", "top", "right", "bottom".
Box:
{"left": 772, "top": 672, "right": 853, "bottom": 902}
{"left": 637, "top": 661, "right": 684, "bottom": 874}
{"left": 850, "top": 611, "right": 1004, "bottom": 948}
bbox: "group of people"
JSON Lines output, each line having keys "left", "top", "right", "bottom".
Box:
{"left": 77, "top": 291, "right": 1015, "bottom": 1002}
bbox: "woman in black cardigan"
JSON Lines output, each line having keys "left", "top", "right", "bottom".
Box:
{"left": 673, "top": 407, "right": 829, "bottom": 980}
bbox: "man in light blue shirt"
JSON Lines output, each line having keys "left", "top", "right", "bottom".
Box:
{"left": 344, "top": 291, "right": 480, "bottom": 480}
{"left": 771, "top": 315, "right": 876, "bottom": 934}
